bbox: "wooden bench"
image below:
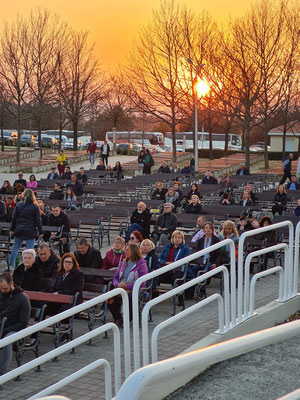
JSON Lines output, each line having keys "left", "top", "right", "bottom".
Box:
{"left": 25, "top": 290, "right": 79, "bottom": 352}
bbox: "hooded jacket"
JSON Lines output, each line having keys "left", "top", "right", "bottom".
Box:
{"left": 113, "top": 258, "right": 148, "bottom": 290}
{"left": 0, "top": 286, "right": 31, "bottom": 337}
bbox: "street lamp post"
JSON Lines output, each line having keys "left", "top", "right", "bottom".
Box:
{"left": 187, "top": 58, "right": 205, "bottom": 174}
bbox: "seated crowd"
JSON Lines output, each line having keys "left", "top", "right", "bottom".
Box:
{"left": 1, "top": 165, "right": 300, "bottom": 376}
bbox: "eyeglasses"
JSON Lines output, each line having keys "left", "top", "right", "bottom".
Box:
{"left": 63, "top": 260, "right": 73, "bottom": 264}
{"left": 129, "top": 237, "right": 135, "bottom": 240}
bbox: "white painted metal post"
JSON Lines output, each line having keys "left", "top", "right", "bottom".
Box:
{"left": 237, "top": 222, "right": 293, "bottom": 324}
{"left": 28, "top": 359, "right": 112, "bottom": 400}
{"left": 142, "top": 266, "right": 230, "bottom": 366}
{"left": 132, "top": 239, "right": 235, "bottom": 370}
{"left": 243, "top": 244, "right": 288, "bottom": 319}
{"left": 249, "top": 267, "right": 284, "bottom": 317}
{"left": 151, "top": 294, "right": 224, "bottom": 363}
{"left": 293, "top": 222, "right": 300, "bottom": 297}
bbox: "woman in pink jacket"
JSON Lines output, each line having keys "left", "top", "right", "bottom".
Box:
{"left": 108, "top": 243, "right": 148, "bottom": 327}
{"left": 102, "top": 236, "right": 125, "bottom": 270}
{"left": 26, "top": 175, "right": 37, "bottom": 194}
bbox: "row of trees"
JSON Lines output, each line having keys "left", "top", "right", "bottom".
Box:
{"left": 0, "top": 1, "right": 299, "bottom": 166}
{"left": 114, "top": 0, "right": 299, "bottom": 166}
{"left": 0, "top": 9, "right": 103, "bottom": 160}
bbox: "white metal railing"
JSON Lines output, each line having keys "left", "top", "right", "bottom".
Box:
{"left": 115, "top": 320, "right": 300, "bottom": 400}
{"left": 243, "top": 243, "right": 288, "bottom": 319}
{"left": 29, "top": 359, "right": 111, "bottom": 400}
{"left": 249, "top": 267, "right": 284, "bottom": 317}
{"left": 277, "top": 389, "right": 300, "bottom": 400}
{"left": 35, "top": 397, "right": 71, "bottom": 400}
{"left": 293, "top": 221, "right": 300, "bottom": 297}
{"left": 237, "top": 221, "right": 294, "bottom": 323}
{"left": 142, "top": 266, "right": 229, "bottom": 366}
{"left": 0, "top": 288, "right": 130, "bottom": 396}
{"left": 132, "top": 239, "right": 236, "bottom": 369}
{"left": 151, "top": 293, "right": 223, "bottom": 363}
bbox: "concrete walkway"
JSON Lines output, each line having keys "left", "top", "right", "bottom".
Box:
{"left": 167, "top": 335, "right": 300, "bottom": 400}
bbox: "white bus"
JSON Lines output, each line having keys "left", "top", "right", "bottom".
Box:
{"left": 105, "top": 131, "right": 164, "bottom": 147}
{"left": 164, "top": 132, "right": 242, "bottom": 151}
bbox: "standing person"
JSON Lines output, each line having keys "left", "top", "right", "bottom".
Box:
{"left": 56, "top": 150, "right": 67, "bottom": 177}
{"left": 280, "top": 153, "right": 293, "bottom": 184}
{"left": 9, "top": 189, "right": 43, "bottom": 270}
{"left": 26, "top": 175, "right": 37, "bottom": 194}
{"left": 138, "top": 150, "right": 145, "bottom": 170}
{"left": 143, "top": 149, "right": 154, "bottom": 175}
{"left": 0, "top": 272, "right": 31, "bottom": 376}
{"left": 87, "top": 139, "right": 97, "bottom": 167}
{"left": 100, "top": 140, "right": 110, "bottom": 166}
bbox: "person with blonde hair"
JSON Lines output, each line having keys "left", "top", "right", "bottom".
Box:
{"left": 272, "top": 184, "right": 288, "bottom": 215}
{"left": 218, "top": 220, "right": 239, "bottom": 259}
{"left": 185, "top": 194, "right": 202, "bottom": 214}
{"left": 9, "top": 189, "right": 43, "bottom": 269}
{"left": 140, "top": 239, "right": 159, "bottom": 273}
{"left": 159, "top": 230, "right": 190, "bottom": 306}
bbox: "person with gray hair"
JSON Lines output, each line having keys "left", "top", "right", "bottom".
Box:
{"left": 125, "top": 201, "right": 152, "bottom": 241}
{"left": 13, "top": 248, "right": 42, "bottom": 291}
{"left": 9, "top": 188, "right": 43, "bottom": 269}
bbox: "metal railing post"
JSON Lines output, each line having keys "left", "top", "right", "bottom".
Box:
{"left": 132, "top": 239, "right": 235, "bottom": 370}
{"left": 293, "top": 222, "right": 300, "bottom": 296}
{"left": 237, "top": 222, "right": 293, "bottom": 324}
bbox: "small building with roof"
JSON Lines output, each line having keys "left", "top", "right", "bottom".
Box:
{"left": 268, "top": 121, "right": 300, "bottom": 152}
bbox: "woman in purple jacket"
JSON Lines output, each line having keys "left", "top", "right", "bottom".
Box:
{"left": 108, "top": 243, "right": 148, "bottom": 327}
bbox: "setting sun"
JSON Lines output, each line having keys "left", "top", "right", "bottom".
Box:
{"left": 196, "top": 79, "right": 210, "bottom": 97}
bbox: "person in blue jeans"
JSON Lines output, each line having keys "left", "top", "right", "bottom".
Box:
{"left": 9, "top": 189, "right": 43, "bottom": 270}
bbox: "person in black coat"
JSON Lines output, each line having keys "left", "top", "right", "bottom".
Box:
{"left": 47, "top": 167, "right": 59, "bottom": 180}
{"left": 0, "top": 196, "right": 7, "bottom": 221}
{"left": 201, "top": 170, "right": 217, "bottom": 185}
{"left": 272, "top": 185, "right": 288, "bottom": 215}
{"left": 185, "top": 195, "right": 203, "bottom": 214}
{"left": 74, "top": 237, "right": 102, "bottom": 283}
{"left": 236, "top": 163, "right": 250, "bottom": 175}
{"left": 286, "top": 175, "right": 300, "bottom": 190}
{"left": 77, "top": 167, "right": 88, "bottom": 185}
{"left": 151, "top": 203, "right": 177, "bottom": 245}
{"left": 126, "top": 202, "right": 152, "bottom": 240}
{"left": 0, "top": 272, "right": 31, "bottom": 375}
{"left": 61, "top": 166, "right": 72, "bottom": 180}
{"left": 13, "top": 172, "right": 27, "bottom": 190}
{"left": 220, "top": 192, "right": 235, "bottom": 205}
{"left": 158, "top": 162, "right": 171, "bottom": 174}
{"left": 113, "top": 161, "right": 124, "bottom": 180}
{"left": 67, "top": 174, "right": 83, "bottom": 197}
{"left": 48, "top": 253, "right": 84, "bottom": 315}
{"left": 49, "top": 183, "right": 64, "bottom": 200}
{"left": 13, "top": 249, "right": 42, "bottom": 291}
{"left": 151, "top": 182, "right": 167, "bottom": 201}
{"left": 186, "top": 183, "right": 201, "bottom": 200}
{"left": 47, "top": 205, "right": 70, "bottom": 255}
{"left": 9, "top": 189, "right": 43, "bottom": 269}
{"left": 36, "top": 243, "right": 60, "bottom": 281}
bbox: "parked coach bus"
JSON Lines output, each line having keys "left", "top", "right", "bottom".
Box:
{"left": 106, "top": 131, "right": 164, "bottom": 147}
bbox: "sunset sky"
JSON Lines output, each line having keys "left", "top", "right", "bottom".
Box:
{"left": 0, "top": 0, "right": 250, "bottom": 71}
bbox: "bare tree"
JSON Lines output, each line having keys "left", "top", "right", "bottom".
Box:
{"left": 27, "top": 8, "right": 67, "bottom": 158}
{"left": 57, "top": 30, "right": 104, "bottom": 151}
{"left": 0, "top": 16, "right": 32, "bottom": 162}
{"left": 116, "top": 0, "right": 189, "bottom": 162}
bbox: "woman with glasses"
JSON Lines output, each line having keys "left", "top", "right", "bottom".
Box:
{"left": 128, "top": 231, "right": 143, "bottom": 246}
{"left": 108, "top": 243, "right": 148, "bottom": 327}
{"left": 50, "top": 253, "right": 84, "bottom": 313}
{"left": 102, "top": 236, "right": 126, "bottom": 270}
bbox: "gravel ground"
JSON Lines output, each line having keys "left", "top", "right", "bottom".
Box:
{"left": 166, "top": 334, "right": 300, "bottom": 400}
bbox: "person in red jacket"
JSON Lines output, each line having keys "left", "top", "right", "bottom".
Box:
{"left": 87, "top": 140, "right": 97, "bottom": 166}
{"left": 102, "top": 236, "right": 125, "bottom": 270}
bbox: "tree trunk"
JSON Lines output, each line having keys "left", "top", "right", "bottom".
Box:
{"left": 263, "top": 120, "right": 269, "bottom": 169}
{"left": 73, "top": 120, "right": 78, "bottom": 151}
{"left": 282, "top": 119, "right": 287, "bottom": 161}
{"left": 224, "top": 131, "right": 229, "bottom": 156}
{"left": 172, "top": 122, "right": 176, "bottom": 163}
{"left": 244, "top": 119, "right": 250, "bottom": 170}
{"left": 16, "top": 107, "right": 21, "bottom": 163}
{"left": 1, "top": 126, "right": 4, "bottom": 153}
